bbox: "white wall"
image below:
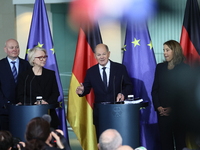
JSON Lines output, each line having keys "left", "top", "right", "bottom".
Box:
{"left": 16, "top": 4, "right": 53, "bottom": 59}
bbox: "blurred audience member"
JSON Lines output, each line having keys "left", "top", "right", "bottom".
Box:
{"left": 24, "top": 117, "right": 70, "bottom": 150}
{"left": 0, "top": 130, "right": 24, "bottom": 150}
{"left": 98, "top": 129, "right": 122, "bottom": 150}
{"left": 0, "top": 130, "right": 12, "bottom": 150}
{"left": 117, "top": 145, "right": 134, "bottom": 150}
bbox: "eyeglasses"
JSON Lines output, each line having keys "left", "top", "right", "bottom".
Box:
{"left": 35, "top": 55, "right": 48, "bottom": 61}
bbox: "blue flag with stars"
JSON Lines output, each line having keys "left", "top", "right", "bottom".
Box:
{"left": 26, "top": 0, "right": 70, "bottom": 144}
{"left": 122, "top": 22, "right": 160, "bottom": 150}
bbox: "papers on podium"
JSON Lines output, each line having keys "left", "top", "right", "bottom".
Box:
{"left": 124, "top": 98, "right": 143, "bottom": 104}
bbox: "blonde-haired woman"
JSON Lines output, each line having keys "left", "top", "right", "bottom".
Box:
{"left": 17, "top": 46, "right": 60, "bottom": 128}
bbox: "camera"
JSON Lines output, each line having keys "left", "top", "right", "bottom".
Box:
{"left": 11, "top": 137, "right": 23, "bottom": 150}
{"left": 50, "top": 130, "right": 66, "bottom": 147}
{"left": 50, "top": 130, "right": 63, "bottom": 147}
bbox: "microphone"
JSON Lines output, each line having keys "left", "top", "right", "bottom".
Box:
{"left": 120, "top": 75, "right": 124, "bottom": 94}
{"left": 117, "top": 75, "right": 124, "bottom": 103}
{"left": 42, "top": 114, "right": 52, "bottom": 123}
{"left": 29, "top": 75, "right": 35, "bottom": 105}
{"left": 23, "top": 75, "right": 29, "bottom": 105}
{"left": 113, "top": 76, "right": 115, "bottom": 104}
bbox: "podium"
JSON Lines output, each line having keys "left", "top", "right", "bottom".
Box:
{"left": 8, "top": 104, "right": 57, "bottom": 141}
{"left": 94, "top": 103, "right": 141, "bottom": 148}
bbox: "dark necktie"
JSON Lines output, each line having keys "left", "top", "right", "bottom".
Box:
{"left": 11, "top": 61, "right": 17, "bottom": 83}
{"left": 102, "top": 67, "right": 107, "bottom": 89}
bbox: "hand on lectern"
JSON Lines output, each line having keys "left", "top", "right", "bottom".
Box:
{"left": 116, "top": 93, "right": 124, "bottom": 102}
{"left": 76, "top": 83, "right": 84, "bottom": 95}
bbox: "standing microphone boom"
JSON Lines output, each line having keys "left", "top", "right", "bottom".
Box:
{"left": 29, "top": 75, "right": 35, "bottom": 105}
{"left": 113, "top": 76, "right": 115, "bottom": 104}
{"left": 23, "top": 75, "right": 29, "bottom": 105}
{"left": 120, "top": 75, "right": 124, "bottom": 102}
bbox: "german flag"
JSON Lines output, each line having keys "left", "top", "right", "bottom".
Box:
{"left": 180, "top": 0, "right": 200, "bottom": 66}
{"left": 67, "top": 24, "right": 102, "bottom": 150}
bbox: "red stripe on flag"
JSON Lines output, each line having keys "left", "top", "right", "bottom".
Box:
{"left": 180, "top": 26, "right": 200, "bottom": 65}
{"left": 72, "top": 28, "right": 97, "bottom": 108}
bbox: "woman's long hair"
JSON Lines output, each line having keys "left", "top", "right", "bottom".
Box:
{"left": 164, "top": 40, "right": 185, "bottom": 65}
{"left": 25, "top": 117, "right": 51, "bottom": 150}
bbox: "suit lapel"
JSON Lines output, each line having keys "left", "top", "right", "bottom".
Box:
{"left": 94, "top": 65, "right": 107, "bottom": 91}
{"left": 4, "top": 58, "right": 15, "bottom": 81}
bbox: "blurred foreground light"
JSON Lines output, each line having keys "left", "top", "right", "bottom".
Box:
{"left": 68, "top": 0, "right": 157, "bottom": 27}
{"left": 68, "top": 0, "right": 98, "bottom": 28}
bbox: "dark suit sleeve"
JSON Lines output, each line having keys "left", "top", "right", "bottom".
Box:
{"left": 0, "top": 82, "right": 7, "bottom": 107}
{"left": 44, "top": 71, "right": 60, "bottom": 104}
{"left": 151, "top": 64, "right": 160, "bottom": 110}
{"left": 80, "top": 69, "right": 93, "bottom": 97}
{"left": 16, "top": 72, "right": 27, "bottom": 103}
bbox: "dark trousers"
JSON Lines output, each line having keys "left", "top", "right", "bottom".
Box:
{"left": 158, "top": 115, "right": 186, "bottom": 150}
{"left": 0, "top": 115, "right": 9, "bottom": 130}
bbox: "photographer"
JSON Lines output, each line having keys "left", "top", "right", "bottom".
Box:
{"left": 24, "top": 117, "right": 70, "bottom": 150}
{"left": 0, "top": 130, "right": 24, "bottom": 150}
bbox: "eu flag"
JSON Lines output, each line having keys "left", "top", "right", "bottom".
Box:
{"left": 122, "top": 22, "right": 159, "bottom": 150}
{"left": 26, "top": 0, "right": 70, "bottom": 144}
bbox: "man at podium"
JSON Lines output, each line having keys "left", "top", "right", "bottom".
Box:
{"left": 76, "top": 43, "right": 133, "bottom": 103}
{"left": 76, "top": 44, "right": 133, "bottom": 139}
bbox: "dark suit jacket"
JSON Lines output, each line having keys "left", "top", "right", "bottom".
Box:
{"left": 0, "top": 57, "right": 30, "bottom": 115}
{"left": 81, "top": 61, "right": 133, "bottom": 103}
{"left": 151, "top": 62, "right": 190, "bottom": 111}
{"left": 17, "top": 67, "right": 59, "bottom": 104}
{"left": 17, "top": 67, "right": 60, "bottom": 128}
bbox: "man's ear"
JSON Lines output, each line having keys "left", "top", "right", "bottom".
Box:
{"left": 97, "top": 143, "right": 100, "bottom": 149}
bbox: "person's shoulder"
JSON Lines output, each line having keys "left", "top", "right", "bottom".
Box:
{"left": 156, "top": 62, "right": 166, "bottom": 68}
{"left": 88, "top": 63, "right": 98, "bottom": 71}
{"left": 43, "top": 67, "right": 55, "bottom": 74}
{"left": 19, "top": 58, "right": 30, "bottom": 67}
{"left": 19, "top": 57, "right": 28, "bottom": 63}
{"left": 0, "top": 57, "right": 7, "bottom": 63}
{"left": 110, "top": 61, "right": 125, "bottom": 68}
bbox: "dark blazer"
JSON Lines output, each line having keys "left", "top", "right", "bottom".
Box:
{"left": 17, "top": 67, "right": 60, "bottom": 128}
{"left": 151, "top": 62, "right": 190, "bottom": 111}
{"left": 17, "top": 67, "right": 59, "bottom": 104}
{"left": 81, "top": 61, "right": 133, "bottom": 103}
{"left": 0, "top": 57, "right": 30, "bottom": 115}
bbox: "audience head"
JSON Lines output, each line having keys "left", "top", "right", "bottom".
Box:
{"left": 28, "top": 46, "right": 47, "bottom": 66}
{"left": 25, "top": 117, "right": 51, "bottom": 150}
{"left": 163, "top": 40, "right": 185, "bottom": 65}
{"left": 98, "top": 129, "right": 122, "bottom": 150}
{"left": 4, "top": 39, "right": 20, "bottom": 60}
{"left": 117, "top": 145, "right": 134, "bottom": 150}
{"left": 0, "top": 130, "right": 13, "bottom": 150}
{"left": 94, "top": 44, "right": 110, "bottom": 67}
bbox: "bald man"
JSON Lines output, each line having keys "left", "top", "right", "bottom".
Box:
{"left": 98, "top": 129, "right": 122, "bottom": 150}
{"left": 0, "top": 39, "right": 30, "bottom": 130}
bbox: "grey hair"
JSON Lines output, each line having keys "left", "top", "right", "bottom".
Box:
{"left": 28, "top": 46, "right": 47, "bottom": 66}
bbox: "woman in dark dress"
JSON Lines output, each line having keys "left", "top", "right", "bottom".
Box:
{"left": 151, "top": 40, "right": 190, "bottom": 150}
{"left": 17, "top": 46, "right": 60, "bottom": 128}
